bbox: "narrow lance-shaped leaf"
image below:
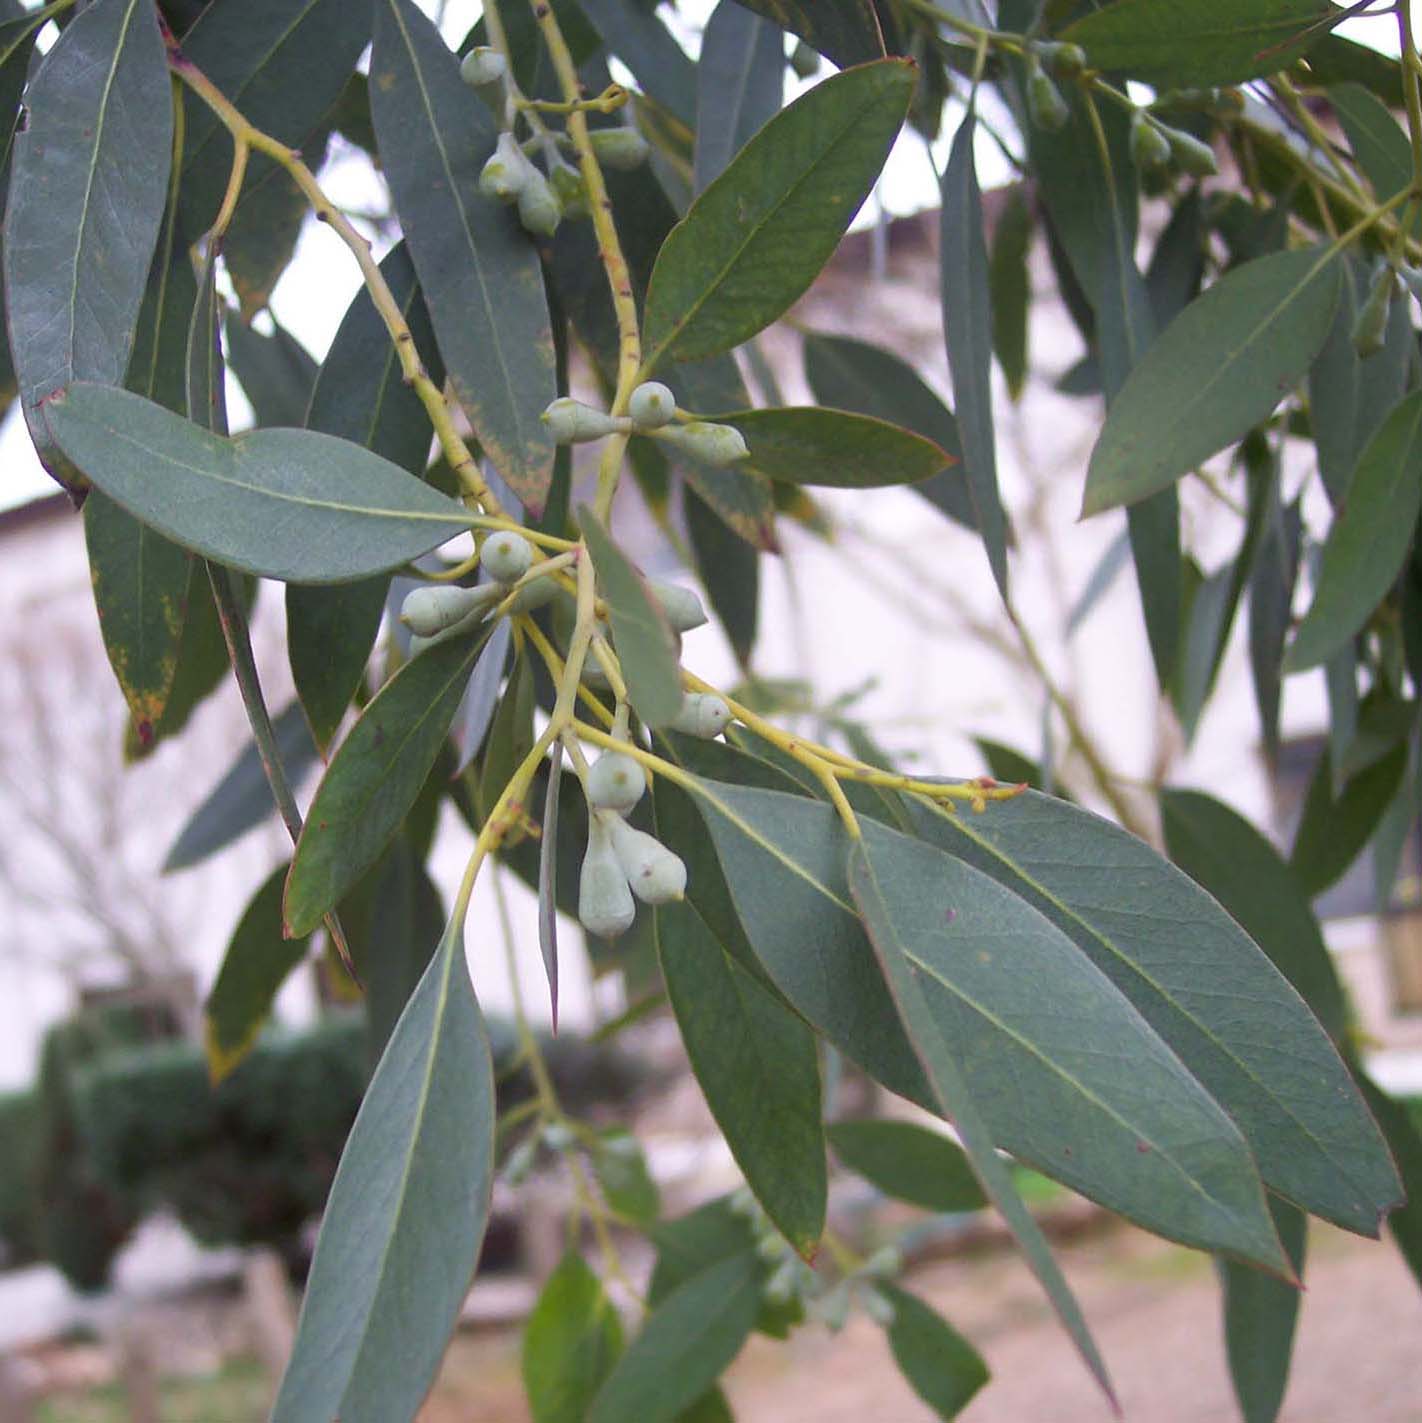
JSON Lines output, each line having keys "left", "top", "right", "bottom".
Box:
{"left": 289, "top": 243, "right": 445, "bottom": 749}
{"left": 1354, "top": 1072, "right": 1422, "bottom": 1290}
{"left": 523, "top": 1251, "right": 623, "bottom": 1423}
{"left": 881, "top": 1285, "right": 990, "bottom": 1420}
{"left": 1222, "top": 1197, "right": 1308, "bottom": 1423}
{"left": 586, "top": 1253, "right": 761, "bottom": 1423}
{"left": 941, "top": 112, "right": 1010, "bottom": 598}
{"left": 847, "top": 836, "right": 1115, "bottom": 1402}
{"left": 284, "top": 627, "right": 493, "bottom": 936}
{"left": 43, "top": 383, "right": 473, "bottom": 584}
{"left": 643, "top": 59, "right": 915, "bottom": 366}
{"left": 224, "top": 312, "right": 318, "bottom": 428}
{"left": 204, "top": 864, "right": 312, "bottom": 1083}
{"left": 1083, "top": 248, "right": 1341, "bottom": 515}
{"left": 827, "top": 1118, "right": 985, "bottom": 1213}
{"left": 728, "top": 0, "right": 890, "bottom": 67}
{"left": 271, "top": 914, "right": 495, "bottom": 1423}
{"left": 539, "top": 749, "right": 563, "bottom": 1030}
{"left": 656, "top": 898, "right": 826, "bottom": 1254}
{"left": 165, "top": 701, "right": 321, "bottom": 873}
{"left": 578, "top": 0, "right": 698, "bottom": 129}
{"left": 1288, "top": 743, "right": 1407, "bottom": 899}
{"left": 578, "top": 505, "right": 684, "bottom": 727}
{"left": 370, "top": 0, "right": 556, "bottom": 512}
{"left": 685, "top": 488, "right": 759, "bottom": 666}
{"left": 989, "top": 186, "right": 1031, "bottom": 401}
{"left": 908, "top": 790, "right": 1402, "bottom": 1235}
{"left": 690, "top": 779, "right": 1293, "bottom": 1268}
{"left": 802, "top": 331, "right": 976, "bottom": 531}
{"left": 186, "top": 251, "right": 228, "bottom": 436}
{"left": 1286, "top": 392, "right": 1422, "bottom": 671}
{"left": 1061, "top": 0, "right": 1336, "bottom": 89}
{"left": 711, "top": 406, "right": 951, "bottom": 488}
{"left": 694, "top": 1, "right": 784, "bottom": 192}
{"left": 6, "top": 0, "right": 173, "bottom": 495}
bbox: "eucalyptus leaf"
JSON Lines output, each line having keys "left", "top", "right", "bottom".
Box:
{"left": 44, "top": 383, "right": 473, "bottom": 584}
{"left": 657, "top": 898, "right": 826, "bottom": 1254}
{"left": 6, "top": 0, "right": 172, "bottom": 495}
{"left": 539, "top": 749, "right": 563, "bottom": 1029}
{"left": 523, "top": 1252, "right": 623, "bottom": 1423}
{"left": 285, "top": 628, "right": 493, "bottom": 936}
{"left": 881, "top": 1285, "right": 989, "bottom": 1420}
{"left": 224, "top": 313, "right": 318, "bottom": 429}
{"left": 643, "top": 60, "right": 914, "bottom": 365}
{"left": 827, "top": 1118, "right": 985, "bottom": 1214}
{"left": 728, "top": 0, "right": 891, "bottom": 67}
{"left": 694, "top": 1, "right": 783, "bottom": 193}
{"left": 271, "top": 916, "right": 495, "bottom": 1423}
{"left": 1083, "top": 248, "right": 1341, "bottom": 516}
{"left": 685, "top": 487, "right": 759, "bottom": 664}
{"left": 579, "top": 0, "right": 698, "bottom": 129}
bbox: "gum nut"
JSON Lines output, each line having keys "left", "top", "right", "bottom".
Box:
{"left": 400, "top": 583, "right": 494, "bottom": 636}
{"left": 1163, "top": 124, "right": 1218, "bottom": 176}
{"left": 649, "top": 580, "right": 708, "bottom": 632}
{"left": 541, "top": 397, "right": 622, "bottom": 444}
{"left": 1129, "top": 112, "right": 1172, "bottom": 170}
{"left": 482, "top": 531, "right": 535, "bottom": 584}
{"left": 586, "top": 750, "right": 647, "bottom": 813}
{"left": 859, "top": 1285, "right": 897, "bottom": 1328}
{"left": 507, "top": 576, "right": 560, "bottom": 615}
{"left": 628, "top": 380, "right": 676, "bottom": 428}
{"left": 459, "top": 46, "right": 507, "bottom": 88}
{"left": 608, "top": 817, "right": 686, "bottom": 904}
{"left": 661, "top": 420, "right": 750, "bottom": 466}
{"left": 479, "top": 132, "right": 529, "bottom": 203}
{"left": 578, "top": 824, "right": 636, "bottom": 938}
{"left": 589, "top": 126, "right": 650, "bottom": 169}
{"left": 1027, "top": 68, "right": 1070, "bottom": 132}
{"left": 549, "top": 164, "right": 589, "bottom": 218}
{"left": 672, "top": 692, "right": 731, "bottom": 739}
{"left": 517, "top": 170, "right": 562, "bottom": 236}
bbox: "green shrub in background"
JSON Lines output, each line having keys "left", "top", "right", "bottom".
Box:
{"left": 0, "top": 1090, "right": 43, "bottom": 1269}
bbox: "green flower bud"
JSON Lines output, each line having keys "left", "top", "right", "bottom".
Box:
{"left": 1160, "top": 123, "right": 1217, "bottom": 176}
{"left": 1129, "top": 112, "right": 1172, "bottom": 170}
{"left": 589, "top": 126, "right": 650, "bottom": 170}
{"left": 578, "top": 820, "right": 636, "bottom": 938}
{"left": 628, "top": 380, "right": 676, "bottom": 429}
{"left": 671, "top": 692, "right": 731, "bottom": 739}
{"left": 1026, "top": 61, "right": 1070, "bottom": 132}
{"left": 755, "top": 1231, "right": 790, "bottom": 1262}
{"left": 586, "top": 750, "right": 647, "bottom": 814}
{"left": 1353, "top": 264, "right": 1397, "bottom": 359}
{"left": 859, "top": 1284, "right": 897, "bottom": 1328}
{"left": 649, "top": 580, "right": 708, "bottom": 633}
{"left": 506, "top": 575, "right": 560, "bottom": 615}
{"left": 1034, "top": 40, "right": 1086, "bottom": 78}
{"left": 479, "top": 131, "right": 532, "bottom": 203}
{"left": 399, "top": 583, "right": 499, "bottom": 637}
{"left": 501, "top": 1134, "right": 538, "bottom": 1185}
{"left": 656, "top": 420, "right": 750, "bottom": 466}
{"left": 764, "top": 1259, "right": 800, "bottom": 1304}
{"left": 517, "top": 167, "right": 562, "bottom": 237}
{"left": 1398, "top": 264, "right": 1422, "bottom": 302}
{"left": 459, "top": 46, "right": 507, "bottom": 91}
{"left": 549, "top": 163, "right": 589, "bottom": 219}
{"left": 541, "top": 1121, "right": 576, "bottom": 1151}
{"left": 789, "top": 40, "right": 820, "bottom": 79}
{"left": 541, "top": 396, "right": 627, "bottom": 444}
{"left": 862, "top": 1245, "right": 904, "bottom": 1279}
{"left": 818, "top": 1283, "right": 851, "bottom": 1333}
{"left": 607, "top": 817, "right": 686, "bottom": 904}
{"left": 482, "top": 530, "right": 535, "bottom": 585}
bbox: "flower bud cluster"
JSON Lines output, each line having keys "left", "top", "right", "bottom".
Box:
{"left": 542, "top": 383, "right": 751, "bottom": 468}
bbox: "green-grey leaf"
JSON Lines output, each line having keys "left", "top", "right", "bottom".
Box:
{"left": 827, "top": 1118, "right": 985, "bottom": 1214}
{"left": 802, "top": 331, "right": 975, "bottom": 531}
{"left": 881, "top": 1284, "right": 989, "bottom": 1420}
{"left": 224, "top": 313, "right": 318, "bottom": 428}
{"left": 1286, "top": 392, "right": 1422, "bottom": 671}
{"left": 539, "top": 748, "right": 563, "bottom": 1030}
{"left": 685, "top": 487, "right": 759, "bottom": 664}
{"left": 164, "top": 701, "right": 320, "bottom": 873}
{"left": 694, "top": 1, "right": 783, "bottom": 193}
{"left": 43, "top": 383, "right": 472, "bottom": 584}
{"left": 1289, "top": 743, "right": 1406, "bottom": 899}
{"left": 847, "top": 836, "right": 1114, "bottom": 1400}
{"left": 1062, "top": 0, "right": 1336, "bottom": 88}
{"left": 271, "top": 915, "right": 494, "bottom": 1423}
{"left": 1330, "top": 83, "right": 1413, "bottom": 217}
{"left": 1082, "top": 248, "right": 1341, "bottom": 516}
{"left": 643, "top": 60, "right": 914, "bottom": 365}
{"left": 523, "top": 1251, "right": 623, "bottom": 1423}
{"left": 1222, "top": 1196, "right": 1307, "bottom": 1423}
{"left": 989, "top": 186, "right": 1032, "bottom": 401}
{"left": 691, "top": 780, "right": 1291, "bottom": 1268}
{"left": 941, "top": 113, "right": 1009, "bottom": 597}
{"left": 578, "top": 0, "right": 698, "bottom": 129}
{"left": 586, "top": 1252, "right": 760, "bottom": 1423}
{"left": 284, "top": 630, "right": 490, "bottom": 936}
{"left": 729, "top": 0, "right": 890, "bottom": 67}
{"left": 6, "top": 0, "right": 172, "bottom": 495}
{"left": 371, "top": 0, "right": 557, "bottom": 512}
{"left": 907, "top": 790, "right": 1402, "bottom": 1235}
{"left": 290, "top": 243, "right": 445, "bottom": 748}
{"left": 1161, "top": 789, "right": 1348, "bottom": 1043}
{"left": 712, "top": 406, "right": 951, "bottom": 488}
{"left": 657, "top": 898, "right": 826, "bottom": 1254}
{"left": 579, "top": 505, "right": 684, "bottom": 726}
{"left": 1354, "top": 1072, "right": 1422, "bottom": 1289}
{"left": 204, "top": 864, "right": 312, "bottom": 1082}
{"left": 591, "top": 1126, "right": 661, "bottom": 1226}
